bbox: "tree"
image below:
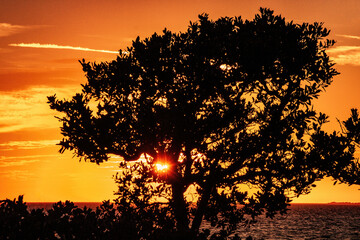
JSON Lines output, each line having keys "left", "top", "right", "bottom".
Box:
{"left": 48, "top": 8, "right": 360, "bottom": 238}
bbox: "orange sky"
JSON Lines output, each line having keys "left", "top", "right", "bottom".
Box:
{"left": 1, "top": 0, "right": 360, "bottom": 202}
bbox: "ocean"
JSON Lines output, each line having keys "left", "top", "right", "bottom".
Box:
{"left": 233, "top": 204, "right": 360, "bottom": 239}
{"left": 27, "top": 203, "right": 360, "bottom": 239}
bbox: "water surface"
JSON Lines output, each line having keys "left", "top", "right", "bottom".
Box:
{"left": 234, "top": 204, "right": 360, "bottom": 239}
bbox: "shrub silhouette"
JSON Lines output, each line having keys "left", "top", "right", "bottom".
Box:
{"left": 0, "top": 196, "right": 142, "bottom": 239}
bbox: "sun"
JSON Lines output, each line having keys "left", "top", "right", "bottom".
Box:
{"left": 155, "top": 163, "right": 169, "bottom": 172}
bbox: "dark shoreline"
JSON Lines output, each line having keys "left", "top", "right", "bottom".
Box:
{"left": 27, "top": 202, "right": 101, "bottom": 209}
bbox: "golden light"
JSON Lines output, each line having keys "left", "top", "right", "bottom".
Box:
{"left": 155, "top": 163, "right": 169, "bottom": 172}
{"left": 220, "top": 64, "right": 231, "bottom": 71}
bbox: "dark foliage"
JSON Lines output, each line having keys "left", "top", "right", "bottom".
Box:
{"left": 0, "top": 196, "right": 140, "bottom": 239}
{"left": 0, "top": 196, "right": 238, "bottom": 239}
{"left": 47, "top": 8, "right": 360, "bottom": 239}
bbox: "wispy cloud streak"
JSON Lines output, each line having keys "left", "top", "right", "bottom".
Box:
{"left": 327, "top": 46, "right": 360, "bottom": 54}
{"left": 337, "top": 34, "right": 360, "bottom": 40}
{"left": 0, "top": 170, "right": 34, "bottom": 180}
{"left": 0, "top": 154, "right": 58, "bottom": 162}
{"left": 0, "top": 87, "right": 78, "bottom": 133}
{"left": 328, "top": 46, "right": 360, "bottom": 66}
{"left": 0, "top": 154, "right": 58, "bottom": 168}
{"left": 0, "top": 159, "right": 40, "bottom": 167}
{"left": 9, "top": 43, "right": 118, "bottom": 54}
{"left": 0, "top": 23, "right": 27, "bottom": 37}
{"left": 0, "top": 140, "right": 58, "bottom": 150}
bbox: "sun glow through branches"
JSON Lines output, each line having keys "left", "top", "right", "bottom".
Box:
{"left": 155, "top": 163, "right": 169, "bottom": 172}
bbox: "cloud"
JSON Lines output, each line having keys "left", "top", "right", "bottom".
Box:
{"left": 0, "top": 170, "right": 35, "bottom": 180}
{"left": 0, "top": 140, "right": 58, "bottom": 150}
{"left": 337, "top": 34, "right": 360, "bottom": 40}
{"left": 0, "top": 159, "right": 40, "bottom": 167}
{"left": 0, "top": 23, "right": 27, "bottom": 37}
{"left": 327, "top": 46, "right": 360, "bottom": 54}
{"left": 0, "top": 154, "right": 58, "bottom": 161}
{"left": 9, "top": 43, "right": 118, "bottom": 54}
{"left": 327, "top": 35, "right": 360, "bottom": 65}
{"left": 327, "top": 46, "right": 360, "bottom": 66}
{"left": 0, "top": 86, "right": 78, "bottom": 133}
{"left": 0, "top": 154, "right": 58, "bottom": 168}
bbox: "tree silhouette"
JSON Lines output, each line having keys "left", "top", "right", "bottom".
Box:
{"left": 48, "top": 8, "right": 360, "bottom": 238}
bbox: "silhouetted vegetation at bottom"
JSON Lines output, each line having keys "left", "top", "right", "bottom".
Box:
{"left": 0, "top": 196, "right": 135, "bottom": 239}
{"left": 1, "top": 195, "right": 249, "bottom": 240}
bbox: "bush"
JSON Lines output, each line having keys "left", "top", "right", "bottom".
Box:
{"left": 0, "top": 196, "right": 141, "bottom": 239}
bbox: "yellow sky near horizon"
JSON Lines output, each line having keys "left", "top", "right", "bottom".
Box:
{"left": 1, "top": 0, "right": 360, "bottom": 203}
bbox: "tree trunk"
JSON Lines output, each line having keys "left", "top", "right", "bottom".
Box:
{"left": 171, "top": 182, "right": 190, "bottom": 235}
{"left": 190, "top": 184, "right": 212, "bottom": 233}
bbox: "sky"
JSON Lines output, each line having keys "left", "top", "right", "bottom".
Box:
{"left": 1, "top": 0, "right": 360, "bottom": 202}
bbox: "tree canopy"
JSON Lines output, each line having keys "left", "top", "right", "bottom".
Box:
{"left": 48, "top": 8, "right": 360, "bottom": 239}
